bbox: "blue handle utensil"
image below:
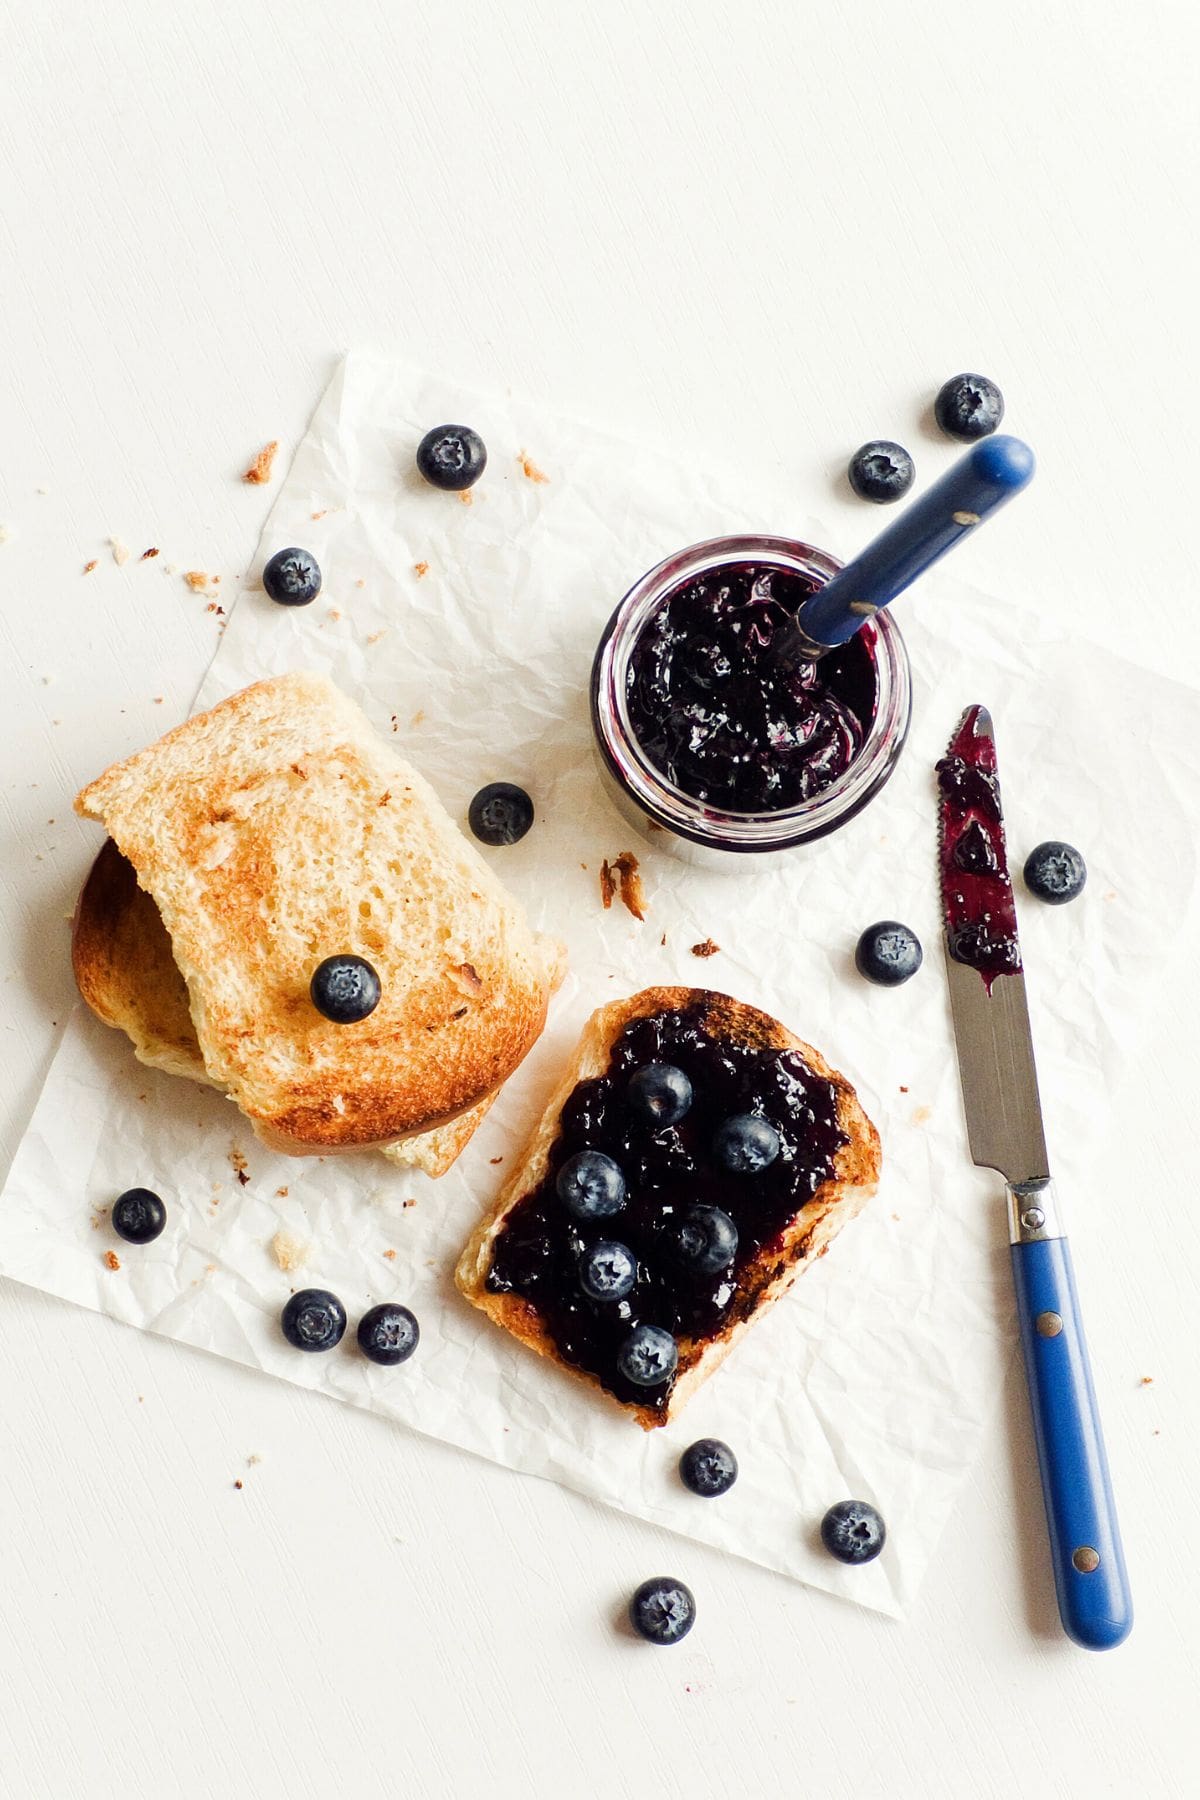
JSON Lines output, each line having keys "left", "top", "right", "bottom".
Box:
{"left": 1010, "top": 1224, "right": 1132, "bottom": 1647}
{"left": 791, "top": 435, "right": 1035, "bottom": 657}
{"left": 939, "top": 705, "right": 1132, "bottom": 1650}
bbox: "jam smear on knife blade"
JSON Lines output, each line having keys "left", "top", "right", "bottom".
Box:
{"left": 936, "top": 705, "right": 1022, "bottom": 991}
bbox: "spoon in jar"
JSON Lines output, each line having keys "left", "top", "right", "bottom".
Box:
{"left": 779, "top": 435, "right": 1035, "bottom": 665}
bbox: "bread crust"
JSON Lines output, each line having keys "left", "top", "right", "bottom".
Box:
{"left": 71, "top": 838, "right": 499, "bottom": 1176}
{"left": 74, "top": 674, "right": 563, "bottom": 1152}
{"left": 455, "top": 987, "right": 881, "bottom": 1428}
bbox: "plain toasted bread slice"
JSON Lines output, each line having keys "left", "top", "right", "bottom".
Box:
{"left": 70, "top": 838, "right": 495, "bottom": 1176}
{"left": 456, "top": 987, "right": 881, "bottom": 1428}
{"left": 75, "top": 674, "right": 564, "bottom": 1153}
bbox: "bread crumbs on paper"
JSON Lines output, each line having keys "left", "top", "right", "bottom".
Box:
{"left": 382, "top": 1248, "right": 397, "bottom": 1261}
{"left": 518, "top": 451, "right": 550, "bottom": 484}
{"left": 184, "top": 570, "right": 211, "bottom": 591}
{"left": 403, "top": 1197, "right": 416, "bottom": 1210}
{"left": 1139, "top": 1376, "right": 1154, "bottom": 1386}
{"left": 912, "top": 1104, "right": 932, "bottom": 1126}
{"left": 270, "top": 1230, "right": 309, "bottom": 1274}
{"left": 600, "top": 851, "right": 646, "bottom": 921}
{"left": 457, "top": 490, "right": 473, "bottom": 506}
{"left": 489, "top": 1155, "right": 504, "bottom": 1165}
{"left": 413, "top": 561, "right": 430, "bottom": 578}
{"left": 365, "top": 629, "right": 387, "bottom": 645}
{"left": 411, "top": 709, "right": 425, "bottom": 727}
{"left": 103, "top": 1251, "right": 121, "bottom": 1271}
{"left": 83, "top": 559, "right": 98, "bottom": 575}
{"left": 243, "top": 440, "right": 279, "bottom": 484}
{"left": 141, "top": 546, "right": 160, "bottom": 560}
{"left": 233, "top": 1479, "right": 243, "bottom": 1491}
{"left": 275, "top": 1186, "right": 288, "bottom": 1198}
{"left": 691, "top": 938, "right": 720, "bottom": 958}
{"left": 247, "top": 1454, "right": 262, "bottom": 1467}
{"left": 229, "top": 1147, "right": 249, "bottom": 1182}
{"left": 110, "top": 537, "right": 131, "bottom": 566}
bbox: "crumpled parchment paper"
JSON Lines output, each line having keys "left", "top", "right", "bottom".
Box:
{"left": 3, "top": 353, "right": 1198, "bottom": 1618}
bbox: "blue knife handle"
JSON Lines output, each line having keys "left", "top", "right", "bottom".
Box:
{"left": 797, "top": 435, "right": 1035, "bottom": 650}
{"left": 1010, "top": 1230, "right": 1132, "bottom": 1649}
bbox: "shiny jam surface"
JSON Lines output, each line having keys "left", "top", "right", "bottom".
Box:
{"left": 485, "top": 999, "right": 848, "bottom": 1418}
{"left": 624, "top": 563, "right": 877, "bottom": 812}
{"left": 937, "top": 705, "right": 1022, "bottom": 990}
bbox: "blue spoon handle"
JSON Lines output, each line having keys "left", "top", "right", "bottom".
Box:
{"left": 1010, "top": 1222, "right": 1133, "bottom": 1650}
{"left": 795, "top": 435, "right": 1035, "bottom": 652}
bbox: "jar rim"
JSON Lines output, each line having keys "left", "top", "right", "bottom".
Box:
{"left": 591, "top": 534, "right": 912, "bottom": 853}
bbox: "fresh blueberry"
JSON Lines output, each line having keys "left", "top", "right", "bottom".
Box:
{"left": 666, "top": 1205, "right": 739, "bottom": 1276}
{"left": 616, "top": 1323, "right": 679, "bottom": 1387}
{"left": 281, "top": 1288, "right": 347, "bottom": 1353}
{"left": 679, "top": 1438, "right": 738, "bottom": 1498}
{"left": 578, "top": 1239, "right": 637, "bottom": 1302}
{"left": 712, "top": 1114, "right": 780, "bottom": 1174}
{"left": 848, "top": 440, "right": 915, "bottom": 504}
{"left": 111, "top": 1187, "right": 166, "bottom": 1245}
{"left": 357, "top": 1302, "right": 419, "bottom": 1366}
{"left": 627, "top": 1062, "right": 693, "bottom": 1127}
{"left": 855, "top": 921, "right": 923, "bottom": 986}
{"left": 1023, "top": 841, "right": 1087, "bottom": 905}
{"left": 310, "top": 954, "right": 382, "bottom": 1023}
{"left": 262, "top": 547, "right": 322, "bottom": 606}
{"left": 556, "top": 1150, "right": 627, "bottom": 1220}
{"left": 468, "top": 782, "right": 534, "bottom": 846}
{"left": 629, "top": 1576, "right": 696, "bottom": 1645}
{"left": 820, "top": 1499, "right": 887, "bottom": 1565}
{"left": 934, "top": 373, "right": 1005, "bottom": 442}
{"left": 416, "top": 424, "right": 488, "bottom": 491}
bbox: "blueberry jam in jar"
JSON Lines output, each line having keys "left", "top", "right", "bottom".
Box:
{"left": 484, "top": 994, "right": 849, "bottom": 1421}
{"left": 591, "top": 536, "right": 911, "bottom": 862}
{"left": 625, "top": 562, "right": 876, "bottom": 812}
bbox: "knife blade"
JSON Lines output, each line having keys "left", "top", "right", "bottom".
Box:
{"left": 938, "top": 704, "right": 1132, "bottom": 1650}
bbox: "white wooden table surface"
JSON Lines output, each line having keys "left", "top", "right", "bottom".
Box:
{"left": 3, "top": 4, "right": 1198, "bottom": 1795}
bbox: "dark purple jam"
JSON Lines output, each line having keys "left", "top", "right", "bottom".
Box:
{"left": 624, "top": 563, "right": 878, "bottom": 812}
{"left": 937, "top": 706, "right": 1021, "bottom": 990}
{"left": 485, "top": 997, "right": 848, "bottom": 1420}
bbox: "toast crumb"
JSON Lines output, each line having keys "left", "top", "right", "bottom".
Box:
{"left": 83, "top": 559, "right": 98, "bottom": 575}
{"left": 91, "top": 1207, "right": 108, "bottom": 1231}
{"left": 243, "top": 441, "right": 279, "bottom": 485}
{"left": 233, "top": 1479, "right": 243, "bottom": 1490}
{"left": 275, "top": 1186, "right": 289, "bottom": 1198}
{"left": 103, "top": 1250, "right": 121, "bottom": 1271}
{"left": 111, "top": 537, "right": 131, "bottom": 566}
{"left": 691, "top": 938, "right": 720, "bottom": 958}
{"left": 403, "top": 1197, "right": 416, "bottom": 1209}
{"left": 899, "top": 1085, "right": 909, "bottom": 1093}
{"left": 411, "top": 709, "right": 425, "bottom": 727}
{"left": 1139, "top": 1375, "right": 1154, "bottom": 1386}
{"left": 184, "top": 570, "right": 211, "bottom": 591}
{"left": 141, "top": 547, "right": 160, "bottom": 560}
{"left": 247, "top": 1454, "right": 262, "bottom": 1467}
{"left": 912, "top": 1105, "right": 932, "bottom": 1125}
{"left": 413, "top": 561, "right": 430, "bottom": 578}
{"left": 490, "top": 1155, "right": 504, "bottom": 1165}
{"left": 604, "top": 851, "right": 646, "bottom": 921}
{"left": 327, "top": 608, "right": 342, "bottom": 622}
{"left": 518, "top": 451, "right": 550, "bottom": 484}
{"left": 458, "top": 490, "right": 473, "bottom": 506}
{"left": 270, "top": 1230, "right": 310, "bottom": 1274}
{"left": 229, "top": 1147, "right": 249, "bottom": 1182}
{"left": 366, "top": 630, "right": 387, "bottom": 645}
{"left": 382, "top": 1248, "right": 396, "bottom": 1260}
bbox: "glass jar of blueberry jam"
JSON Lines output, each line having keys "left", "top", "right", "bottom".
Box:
{"left": 590, "top": 535, "right": 912, "bottom": 864}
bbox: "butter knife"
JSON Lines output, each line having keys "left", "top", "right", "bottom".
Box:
{"left": 938, "top": 704, "right": 1132, "bottom": 1649}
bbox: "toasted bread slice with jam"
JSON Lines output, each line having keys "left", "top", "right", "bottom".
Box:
{"left": 456, "top": 987, "right": 881, "bottom": 1428}
{"left": 70, "top": 838, "right": 495, "bottom": 1177}
{"left": 74, "top": 674, "right": 563, "bottom": 1155}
